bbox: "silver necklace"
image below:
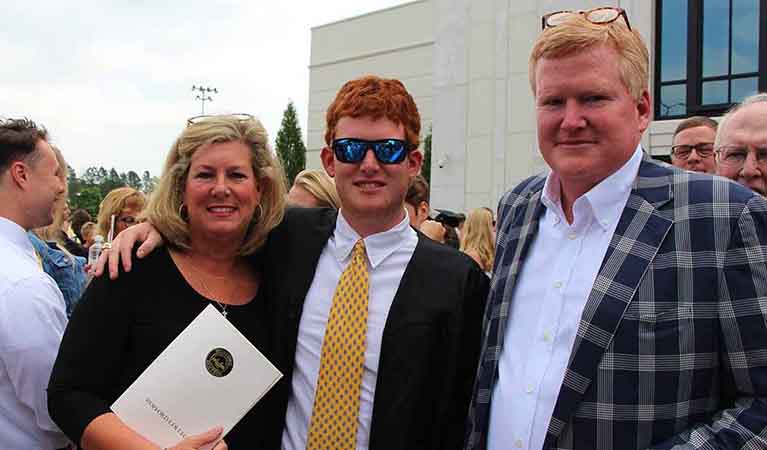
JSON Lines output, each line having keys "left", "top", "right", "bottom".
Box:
{"left": 180, "top": 253, "right": 239, "bottom": 318}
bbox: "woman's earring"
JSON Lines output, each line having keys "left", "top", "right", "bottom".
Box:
{"left": 178, "top": 203, "right": 189, "bottom": 222}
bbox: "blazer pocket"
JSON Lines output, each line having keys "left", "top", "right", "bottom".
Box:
{"left": 636, "top": 305, "right": 695, "bottom": 355}
{"left": 638, "top": 305, "right": 693, "bottom": 323}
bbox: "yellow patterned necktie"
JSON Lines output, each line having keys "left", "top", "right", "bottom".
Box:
{"left": 307, "top": 239, "right": 370, "bottom": 450}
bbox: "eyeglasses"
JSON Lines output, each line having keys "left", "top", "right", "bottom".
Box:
{"left": 332, "top": 138, "right": 416, "bottom": 165}
{"left": 117, "top": 216, "right": 138, "bottom": 225}
{"left": 670, "top": 143, "right": 715, "bottom": 159}
{"left": 716, "top": 145, "right": 767, "bottom": 169}
{"left": 542, "top": 7, "right": 631, "bottom": 31}
{"left": 186, "top": 113, "right": 254, "bottom": 127}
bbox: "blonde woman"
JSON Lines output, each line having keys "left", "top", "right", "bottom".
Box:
{"left": 48, "top": 115, "right": 286, "bottom": 450}
{"left": 286, "top": 169, "right": 340, "bottom": 209}
{"left": 460, "top": 208, "right": 495, "bottom": 274}
{"left": 96, "top": 187, "right": 146, "bottom": 240}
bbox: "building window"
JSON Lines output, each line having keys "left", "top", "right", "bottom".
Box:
{"left": 655, "top": 0, "right": 766, "bottom": 119}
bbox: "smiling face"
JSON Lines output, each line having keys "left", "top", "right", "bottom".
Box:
{"left": 321, "top": 116, "right": 422, "bottom": 235}
{"left": 535, "top": 44, "right": 650, "bottom": 203}
{"left": 183, "top": 140, "right": 261, "bottom": 245}
{"left": 27, "top": 139, "right": 66, "bottom": 229}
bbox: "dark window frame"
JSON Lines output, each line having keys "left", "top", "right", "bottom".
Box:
{"left": 655, "top": 0, "right": 767, "bottom": 120}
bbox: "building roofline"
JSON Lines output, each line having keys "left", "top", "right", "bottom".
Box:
{"left": 311, "top": 0, "right": 428, "bottom": 30}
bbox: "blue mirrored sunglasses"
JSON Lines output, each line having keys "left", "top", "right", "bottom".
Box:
{"left": 332, "top": 138, "right": 415, "bottom": 164}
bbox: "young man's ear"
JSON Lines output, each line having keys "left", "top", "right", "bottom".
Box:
{"left": 408, "top": 149, "right": 423, "bottom": 175}
{"left": 320, "top": 146, "right": 336, "bottom": 178}
{"left": 417, "top": 200, "right": 429, "bottom": 220}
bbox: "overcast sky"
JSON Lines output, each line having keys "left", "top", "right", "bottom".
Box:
{"left": 2, "top": 0, "right": 411, "bottom": 176}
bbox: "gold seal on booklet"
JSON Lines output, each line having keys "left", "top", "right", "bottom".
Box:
{"left": 205, "top": 348, "right": 234, "bottom": 377}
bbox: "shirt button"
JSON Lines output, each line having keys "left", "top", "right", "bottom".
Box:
{"left": 553, "top": 281, "right": 563, "bottom": 289}
{"left": 543, "top": 331, "right": 552, "bottom": 342}
{"left": 567, "top": 232, "right": 577, "bottom": 240}
{"left": 525, "top": 384, "right": 534, "bottom": 394}
{"left": 515, "top": 439, "right": 524, "bottom": 448}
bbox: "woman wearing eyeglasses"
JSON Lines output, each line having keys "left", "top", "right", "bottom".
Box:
{"left": 97, "top": 187, "right": 147, "bottom": 240}
{"left": 48, "top": 115, "right": 286, "bottom": 450}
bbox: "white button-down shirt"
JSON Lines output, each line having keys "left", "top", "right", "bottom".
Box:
{"left": 0, "top": 217, "right": 69, "bottom": 449}
{"left": 281, "top": 210, "right": 418, "bottom": 450}
{"left": 487, "top": 145, "right": 643, "bottom": 450}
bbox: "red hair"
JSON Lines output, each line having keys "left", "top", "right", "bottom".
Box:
{"left": 324, "top": 75, "right": 421, "bottom": 148}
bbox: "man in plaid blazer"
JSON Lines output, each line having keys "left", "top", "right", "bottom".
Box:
{"left": 465, "top": 8, "right": 767, "bottom": 450}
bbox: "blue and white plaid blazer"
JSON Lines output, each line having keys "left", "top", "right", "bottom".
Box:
{"left": 466, "top": 155, "right": 767, "bottom": 449}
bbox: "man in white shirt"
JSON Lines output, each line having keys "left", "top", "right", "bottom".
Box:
{"left": 0, "top": 118, "right": 69, "bottom": 449}
{"left": 466, "top": 8, "right": 767, "bottom": 450}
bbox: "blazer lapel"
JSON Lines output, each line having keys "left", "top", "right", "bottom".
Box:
{"left": 469, "top": 185, "right": 546, "bottom": 447}
{"left": 286, "top": 209, "right": 337, "bottom": 313}
{"left": 271, "top": 208, "right": 337, "bottom": 371}
{"left": 544, "top": 158, "right": 675, "bottom": 444}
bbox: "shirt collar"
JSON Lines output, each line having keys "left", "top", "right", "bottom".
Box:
{"left": 541, "top": 144, "right": 643, "bottom": 230}
{"left": 333, "top": 210, "right": 415, "bottom": 269}
{"left": 0, "top": 216, "right": 38, "bottom": 262}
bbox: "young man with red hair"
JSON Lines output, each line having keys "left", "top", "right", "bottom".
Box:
{"left": 102, "top": 75, "right": 489, "bottom": 450}
{"left": 267, "top": 75, "right": 489, "bottom": 450}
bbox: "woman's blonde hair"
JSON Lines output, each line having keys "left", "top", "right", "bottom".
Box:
{"left": 529, "top": 13, "right": 649, "bottom": 101}
{"left": 293, "top": 169, "right": 340, "bottom": 209}
{"left": 460, "top": 208, "right": 495, "bottom": 272}
{"left": 96, "top": 187, "right": 146, "bottom": 239}
{"left": 80, "top": 221, "right": 96, "bottom": 240}
{"left": 145, "top": 115, "right": 286, "bottom": 255}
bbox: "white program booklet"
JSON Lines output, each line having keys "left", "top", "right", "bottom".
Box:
{"left": 111, "top": 304, "right": 282, "bottom": 450}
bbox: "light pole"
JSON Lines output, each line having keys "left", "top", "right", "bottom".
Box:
{"left": 191, "top": 85, "right": 218, "bottom": 114}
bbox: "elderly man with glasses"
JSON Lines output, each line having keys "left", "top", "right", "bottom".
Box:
{"left": 466, "top": 7, "right": 767, "bottom": 450}
{"left": 670, "top": 116, "right": 718, "bottom": 173}
{"left": 715, "top": 92, "right": 767, "bottom": 196}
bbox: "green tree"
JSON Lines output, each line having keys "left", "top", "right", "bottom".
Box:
{"left": 82, "top": 167, "right": 102, "bottom": 185}
{"left": 126, "top": 171, "right": 142, "bottom": 190}
{"left": 70, "top": 185, "right": 102, "bottom": 218}
{"left": 422, "top": 128, "right": 432, "bottom": 186}
{"left": 100, "top": 168, "right": 125, "bottom": 197}
{"left": 141, "top": 170, "right": 158, "bottom": 194}
{"left": 275, "top": 101, "right": 306, "bottom": 187}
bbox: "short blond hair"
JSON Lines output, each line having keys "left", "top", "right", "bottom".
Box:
{"left": 293, "top": 169, "right": 340, "bottom": 209}
{"left": 529, "top": 13, "right": 649, "bottom": 101}
{"left": 97, "top": 187, "right": 146, "bottom": 238}
{"left": 80, "top": 221, "right": 96, "bottom": 239}
{"left": 145, "top": 115, "right": 286, "bottom": 256}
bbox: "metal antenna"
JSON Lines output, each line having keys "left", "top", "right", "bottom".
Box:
{"left": 192, "top": 85, "right": 218, "bottom": 114}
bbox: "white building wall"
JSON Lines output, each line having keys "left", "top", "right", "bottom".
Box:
{"left": 309, "top": 0, "right": 689, "bottom": 212}
{"left": 307, "top": 0, "right": 434, "bottom": 169}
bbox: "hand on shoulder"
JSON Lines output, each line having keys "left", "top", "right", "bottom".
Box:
{"left": 91, "top": 222, "right": 165, "bottom": 280}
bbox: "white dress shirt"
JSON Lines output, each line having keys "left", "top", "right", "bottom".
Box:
{"left": 281, "top": 210, "right": 418, "bottom": 450}
{"left": 0, "top": 217, "right": 69, "bottom": 449}
{"left": 487, "top": 145, "right": 643, "bottom": 450}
